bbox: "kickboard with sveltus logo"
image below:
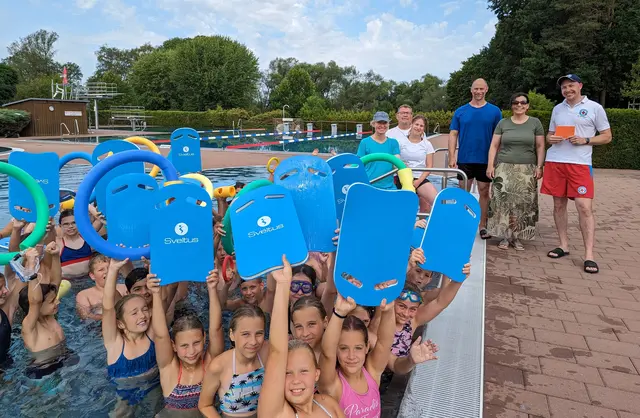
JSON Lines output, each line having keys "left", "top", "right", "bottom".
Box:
{"left": 9, "top": 151, "right": 60, "bottom": 222}
{"left": 170, "top": 128, "right": 202, "bottom": 175}
{"left": 327, "top": 153, "right": 369, "bottom": 225}
{"left": 274, "top": 155, "right": 337, "bottom": 253}
{"left": 106, "top": 173, "right": 158, "bottom": 249}
{"left": 230, "top": 184, "right": 308, "bottom": 280}
{"left": 334, "top": 183, "right": 418, "bottom": 306}
{"left": 149, "top": 182, "right": 214, "bottom": 284}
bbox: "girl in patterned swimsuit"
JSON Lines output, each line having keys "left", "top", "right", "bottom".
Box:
{"left": 147, "top": 269, "right": 225, "bottom": 416}
{"left": 259, "top": 255, "right": 344, "bottom": 418}
{"left": 198, "top": 305, "right": 270, "bottom": 418}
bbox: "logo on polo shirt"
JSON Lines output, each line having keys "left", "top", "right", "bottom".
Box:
{"left": 577, "top": 186, "right": 587, "bottom": 195}
{"left": 578, "top": 109, "right": 589, "bottom": 118}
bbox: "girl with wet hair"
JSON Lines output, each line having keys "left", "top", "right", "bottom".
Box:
{"left": 290, "top": 296, "right": 328, "bottom": 361}
{"left": 258, "top": 255, "right": 344, "bottom": 418}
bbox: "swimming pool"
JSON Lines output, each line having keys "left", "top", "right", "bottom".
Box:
{"left": 0, "top": 161, "right": 454, "bottom": 417}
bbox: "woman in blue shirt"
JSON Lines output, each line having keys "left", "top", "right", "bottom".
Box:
{"left": 357, "top": 111, "right": 401, "bottom": 190}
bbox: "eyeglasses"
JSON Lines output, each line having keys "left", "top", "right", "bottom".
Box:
{"left": 398, "top": 290, "right": 422, "bottom": 303}
{"left": 511, "top": 100, "right": 528, "bottom": 106}
{"left": 290, "top": 280, "right": 313, "bottom": 295}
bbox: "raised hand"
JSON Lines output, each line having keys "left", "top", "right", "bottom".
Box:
{"left": 409, "top": 248, "right": 425, "bottom": 267}
{"left": 414, "top": 219, "right": 426, "bottom": 229}
{"left": 12, "top": 218, "right": 27, "bottom": 230}
{"left": 332, "top": 228, "right": 340, "bottom": 246}
{"left": 334, "top": 293, "right": 356, "bottom": 317}
{"left": 44, "top": 241, "right": 59, "bottom": 255}
{"left": 108, "top": 257, "right": 130, "bottom": 272}
{"left": 379, "top": 298, "right": 394, "bottom": 312}
{"left": 206, "top": 269, "right": 220, "bottom": 290}
{"left": 146, "top": 274, "right": 161, "bottom": 294}
{"left": 272, "top": 254, "right": 292, "bottom": 284}
{"left": 409, "top": 336, "right": 439, "bottom": 364}
{"left": 462, "top": 261, "right": 471, "bottom": 279}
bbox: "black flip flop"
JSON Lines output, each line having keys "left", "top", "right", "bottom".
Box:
{"left": 584, "top": 260, "right": 599, "bottom": 274}
{"left": 480, "top": 229, "right": 492, "bottom": 240}
{"left": 547, "top": 247, "right": 570, "bottom": 259}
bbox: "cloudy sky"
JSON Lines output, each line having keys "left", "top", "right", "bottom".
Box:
{"left": 1, "top": 0, "right": 497, "bottom": 82}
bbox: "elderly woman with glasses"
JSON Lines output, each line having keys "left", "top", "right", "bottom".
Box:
{"left": 486, "top": 93, "right": 546, "bottom": 251}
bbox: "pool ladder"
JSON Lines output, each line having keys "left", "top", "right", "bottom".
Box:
{"left": 60, "top": 119, "right": 80, "bottom": 141}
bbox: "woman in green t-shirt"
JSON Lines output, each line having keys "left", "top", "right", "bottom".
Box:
{"left": 486, "top": 93, "right": 546, "bottom": 251}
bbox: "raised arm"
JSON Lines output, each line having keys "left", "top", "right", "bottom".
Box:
{"left": 319, "top": 293, "right": 356, "bottom": 396}
{"left": 415, "top": 278, "right": 463, "bottom": 326}
{"left": 199, "top": 359, "right": 223, "bottom": 418}
{"left": 262, "top": 273, "right": 277, "bottom": 314}
{"left": 388, "top": 337, "right": 439, "bottom": 375}
{"left": 365, "top": 299, "right": 396, "bottom": 379}
{"left": 258, "top": 255, "right": 293, "bottom": 418}
{"left": 320, "top": 252, "right": 337, "bottom": 318}
{"left": 147, "top": 273, "right": 175, "bottom": 371}
{"left": 21, "top": 249, "right": 42, "bottom": 347}
{"left": 102, "top": 258, "right": 129, "bottom": 346}
{"left": 44, "top": 241, "right": 62, "bottom": 288}
{"left": 8, "top": 219, "right": 26, "bottom": 253}
{"left": 206, "top": 270, "right": 225, "bottom": 359}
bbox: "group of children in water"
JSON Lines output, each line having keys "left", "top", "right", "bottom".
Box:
{"left": 0, "top": 138, "right": 472, "bottom": 417}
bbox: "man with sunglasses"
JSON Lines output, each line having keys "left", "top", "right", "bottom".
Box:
{"left": 448, "top": 78, "right": 503, "bottom": 240}
{"left": 541, "top": 74, "right": 612, "bottom": 274}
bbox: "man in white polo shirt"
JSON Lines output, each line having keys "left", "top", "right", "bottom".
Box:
{"left": 541, "top": 74, "right": 612, "bottom": 274}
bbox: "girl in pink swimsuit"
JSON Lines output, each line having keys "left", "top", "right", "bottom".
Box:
{"left": 318, "top": 294, "right": 396, "bottom": 418}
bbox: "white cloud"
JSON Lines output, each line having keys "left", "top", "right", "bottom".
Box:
{"left": 75, "top": 0, "right": 97, "bottom": 9}
{"left": 399, "top": 0, "right": 414, "bottom": 7}
{"left": 440, "top": 1, "right": 461, "bottom": 16}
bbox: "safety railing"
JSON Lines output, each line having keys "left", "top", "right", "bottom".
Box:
{"left": 74, "top": 119, "right": 80, "bottom": 135}
{"left": 60, "top": 123, "right": 71, "bottom": 139}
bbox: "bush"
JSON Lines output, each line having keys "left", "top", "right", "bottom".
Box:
{"left": 0, "top": 109, "right": 30, "bottom": 137}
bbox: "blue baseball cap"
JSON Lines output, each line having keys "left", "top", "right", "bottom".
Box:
{"left": 557, "top": 74, "right": 582, "bottom": 86}
{"left": 372, "top": 111, "right": 390, "bottom": 122}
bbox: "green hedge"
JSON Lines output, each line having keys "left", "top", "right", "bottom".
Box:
{"left": 98, "top": 106, "right": 640, "bottom": 169}
{"left": 0, "top": 109, "right": 30, "bottom": 137}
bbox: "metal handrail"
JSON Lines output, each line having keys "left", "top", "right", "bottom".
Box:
{"left": 370, "top": 166, "right": 468, "bottom": 190}
{"left": 74, "top": 119, "right": 80, "bottom": 135}
{"left": 60, "top": 122, "right": 70, "bottom": 137}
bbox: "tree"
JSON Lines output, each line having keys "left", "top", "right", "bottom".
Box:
{"left": 94, "top": 44, "right": 155, "bottom": 80}
{"left": 269, "top": 66, "right": 316, "bottom": 116}
{"left": 14, "top": 74, "right": 58, "bottom": 100}
{"left": 448, "top": 0, "right": 640, "bottom": 108}
{"left": 167, "top": 36, "right": 260, "bottom": 111}
{"left": 527, "top": 90, "right": 555, "bottom": 111}
{"left": 129, "top": 50, "right": 175, "bottom": 110}
{"left": 58, "top": 62, "right": 83, "bottom": 84}
{"left": 621, "top": 54, "right": 640, "bottom": 104}
{"left": 3, "top": 30, "right": 60, "bottom": 82}
{"left": 300, "top": 95, "right": 328, "bottom": 120}
{"left": 0, "top": 64, "right": 19, "bottom": 103}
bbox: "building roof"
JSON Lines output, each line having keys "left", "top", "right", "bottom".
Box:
{"left": 2, "top": 98, "right": 89, "bottom": 107}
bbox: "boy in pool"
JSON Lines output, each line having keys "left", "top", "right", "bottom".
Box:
{"left": 18, "top": 243, "right": 78, "bottom": 378}
{"left": 126, "top": 266, "right": 179, "bottom": 324}
{"left": 219, "top": 276, "right": 272, "bottom": 312}
{"left": 76, "top": 253, "right": 129, "bottom": 320}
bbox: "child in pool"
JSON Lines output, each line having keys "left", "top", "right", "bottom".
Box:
{"left": 198, "top": 305, "right": 270, "bottom": 418}
{"left": 126, "top": 266, "right": 179, "bottom": 324}
{"left": 258, "top": 255, "right": 344, "bottom": 418}
{"left": 290, "top": 297, "right": 328, "bottom": 362}
{"left": 76, "top": 253, "right": 129, "bottom": 320}
{"left": 103, "top": 257, "right": 162, "bottom": 416}
{"left": 350, "top": 305, "right": 378, "bottom": 351}
{"left": 219, "top": 276, "right": 271, "bottom": 313}
{"left": 319, "top": 293, "right": 396, "bottom": 418}
{"left": 147, "top": 269, "right": 225, "bottom": 416}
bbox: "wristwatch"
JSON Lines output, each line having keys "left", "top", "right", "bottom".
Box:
{"left": 585, "top": 137, "right": 591, "bottom": 144}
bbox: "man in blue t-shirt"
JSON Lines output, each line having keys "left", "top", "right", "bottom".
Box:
{"left": 448, "top": 78, "right": 502, "bottom": 239}
{"left": 357, "top": 111, "right": 401, "bottom": 190}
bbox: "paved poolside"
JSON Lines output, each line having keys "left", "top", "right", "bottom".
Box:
{"left": 484, "top": 168, "right": 640, "bottom": 418}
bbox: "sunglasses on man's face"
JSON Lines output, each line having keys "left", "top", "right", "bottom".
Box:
{"left": 290, "top": 280, "right": 313, "bottom": 294}
{"left": 512, "top": 100, "right": 528, "bottom": 106}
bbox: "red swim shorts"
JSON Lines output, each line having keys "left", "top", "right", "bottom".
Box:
{"left": 541, "top": 162, "right": 594, "bottom": 199}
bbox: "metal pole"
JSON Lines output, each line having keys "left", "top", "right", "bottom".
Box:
{"left": 370, "top": 167, "right": 469, "bottom": 191}
{"left": 94, "top": 99, "right": 99, "bottom": 130}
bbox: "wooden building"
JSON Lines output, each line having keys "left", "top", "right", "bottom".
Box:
{"left": 2, "top": 98, "right": 89, "bottom": 137}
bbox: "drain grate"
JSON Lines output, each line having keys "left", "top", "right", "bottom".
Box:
{"left": 398, "top": 233, "right": 486, "bottom": 418}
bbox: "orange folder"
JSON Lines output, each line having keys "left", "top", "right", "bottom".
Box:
{"left": 556, "top": 125, "right": 575, "bottom": 139}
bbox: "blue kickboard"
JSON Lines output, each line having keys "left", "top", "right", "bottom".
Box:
{"left": 0, "top": 237, "right": 9, "bottom": 250}
{"left": 274, "top": 155, "right": 337, "bottom": 253}
{"left": 150, "top": 183, "right": 214, "bottom": 284}
{"left": 419, "top": 187, "right": 480, "bottom": 282}
{"left": 170, "top": 128, "right": 202, "bottom": 175}
{"left": 92, "top": 141, "right": 144, "bottom": 218}
{"left": 230, "top": 184, "right": 308, "bottom": 280}
{"left": 106, "top": 173, "right": 158, "bottom": 248}
{"left": 411, "top": 227, "right": 426, "bottom": 250}
{"left": 9, "top": 152, "right": 60, "bottom": 222}
{"left": 334, "top": 183, "right": 418, "bottom": 306}
{"left": 327, "top": 153, "right": 369, "bottom": 224}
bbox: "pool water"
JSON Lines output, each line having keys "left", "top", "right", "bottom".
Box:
{"left": 0, "top": 160, "right": 453, "bottom": 417}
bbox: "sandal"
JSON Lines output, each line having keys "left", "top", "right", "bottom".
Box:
{"left": 480, "top": 229, "right": 492, "bottom": 240}
{"left": 547, "top": 247, "right": 570, "bottom": 259}
{"left": 584, "top": 260, "right": 599, "bottom": 274}
{"left": 498, "top": 239, "right": 509, "bottom": 250}
{"left": 511, "top": 239, "right": 525, "bottom": 251}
